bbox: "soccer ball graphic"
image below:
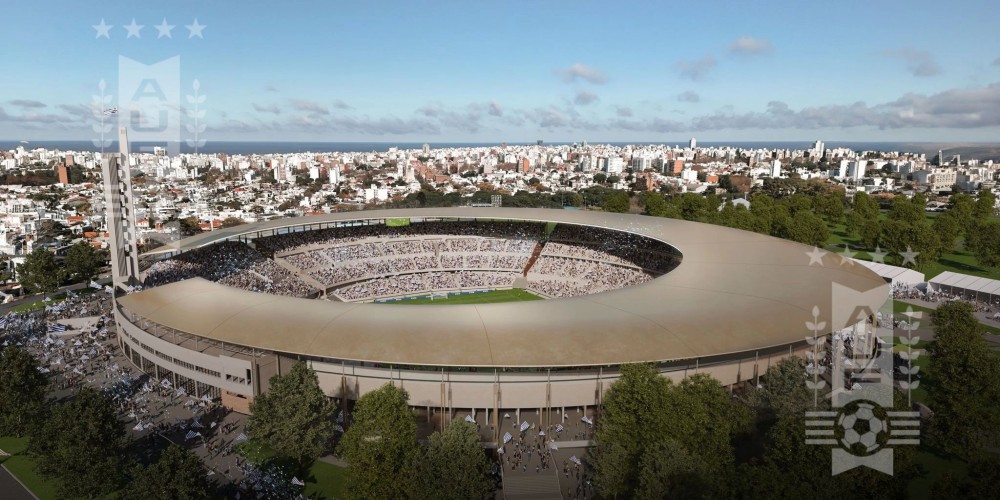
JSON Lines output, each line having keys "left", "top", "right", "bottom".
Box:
{"left": 838, "top": 402, "right": 887, "bottom": 453}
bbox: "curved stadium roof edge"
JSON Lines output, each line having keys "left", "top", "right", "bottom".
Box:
{"left": 121, "top": 208, "right": 888, "bottom": 368}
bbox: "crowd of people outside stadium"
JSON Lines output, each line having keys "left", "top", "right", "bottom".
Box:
{"left": 0, "top": 289, "right": 258, "bottom": 490}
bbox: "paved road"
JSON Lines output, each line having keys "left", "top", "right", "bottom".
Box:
{"left": 0, "top": 465, "right": 36, "bottom": 500}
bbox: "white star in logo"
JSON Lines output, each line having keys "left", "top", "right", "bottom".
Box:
{"left": 900, "top": 246, "right": 920, "bottom": 267}
{"left": 839, "top": 245, "right": 857, "bottom": 266}
{"left": 806, "top": 246, "right": 827, "bottom": 266}
{"left": 124, "top": 18, "right": 144, "bottom": 39}
{"left": 186, "top": 18, "right": 206, "bottom": 39}
{"left": 869, "top": 246, "right": 887, "bottom": 264}
{"left": 155, "top": 18, "right": 175, "bottom": 39}
{"left": 93, "top": 19, "right": 113, "bottom": 39}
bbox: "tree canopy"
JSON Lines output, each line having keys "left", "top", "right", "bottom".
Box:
{"left": 338, "top": 383, "right": 420, "bottom": 499}
{"left": 29, "top": 387, "right": 130, "bottom": 498}
{"left": 925, "top": 301, "right": 1000, "bottom": 458}
{"left": 592, "top": 365, "right": 748, "bottom": 499}
{"left": 248, "top": 361, "right": 335, "bottom": 465}
{"left": 63, "top": 241, "right": 102, "bottom": 283}
{"left": 121, "top": 444, "right": 215, "bottom": 500}
{"left": 0, "top": 346, "right": 48, "bottom": 437}
{"left": 16, "top": 248, "right": 64, "bottom": 294}
{"left": 417, "top": 421, "right": 493, "bottom": 500}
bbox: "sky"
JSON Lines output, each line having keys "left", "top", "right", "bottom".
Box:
{"left": 1, "top": 0, "right": 999, "bottom": 143}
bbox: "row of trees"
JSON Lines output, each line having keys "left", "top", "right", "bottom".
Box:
{"left": 15, "top": 242, "right": 103, "bottom": 294}
{"left": 591, "top": 301, "right": 1000, "bottom": 498}
{"left": 0, "top": 346, "right": 214, "bottom": 498}
{"left": 641, "top": 189, "right": 835, "bottom": 247}
{"left": 247, "top": 362, "right": 495, "bottom": 499}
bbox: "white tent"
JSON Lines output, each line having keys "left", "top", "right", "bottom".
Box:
{"left": 929, "top": 271, "right": 1000, "bottom": 305}
{"left": 852, "top": 259, "right": 925, "bottom": 287}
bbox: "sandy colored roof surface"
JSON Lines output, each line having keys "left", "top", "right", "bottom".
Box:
{"left": 121, "top": 208, "right": 888, "bottom": 367}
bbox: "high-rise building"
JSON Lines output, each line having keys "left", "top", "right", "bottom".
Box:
{"left": 771, "top": 160, "right": 782, "bottom": 179}
{"left": 689, "top": 138, "right": 697, "bottom": 149}
{"left": 56, "top": 164, "right": 69, "bottom": 184}
{"left": 422, "top": 143, "right": 430, "bottom": 155}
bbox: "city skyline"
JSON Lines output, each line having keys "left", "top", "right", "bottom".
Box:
{"left": 1, "top": 0, "right": 999, "bottom": 142}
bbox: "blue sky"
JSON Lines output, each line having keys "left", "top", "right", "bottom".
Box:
{"left": 1, "top": 0, "right": 999, "bottom": 142}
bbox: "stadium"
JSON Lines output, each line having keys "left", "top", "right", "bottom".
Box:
{"left": 110, "top": 207, "right": 888, "bottom": 438}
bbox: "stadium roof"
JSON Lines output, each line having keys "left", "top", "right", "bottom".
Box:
{"left": 121, "top": 208, "right": 888, "bottom": 368}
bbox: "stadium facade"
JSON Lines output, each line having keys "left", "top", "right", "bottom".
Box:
{"left": 101, "top": 129, "right": 888, "bottom": 440}
{"left": 106, "top": 203, "right": 887, "bottom": 439}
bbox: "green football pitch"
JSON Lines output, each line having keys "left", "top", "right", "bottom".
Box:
{"left": 382, "top": 288, "right": 543, "bottom": 305}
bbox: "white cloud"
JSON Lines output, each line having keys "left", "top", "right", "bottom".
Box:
{"left": 574, "top": 89, "right": 599, "bottom": 106}
{"left": 882, "top": 48, "right": 941, "bottom": 77}
{"left": 676, "top": 54, "right": 717, "bottom": 81}
{"left": 252, "top": 103, "right": 281, "bottom": 114}
{"left": 730, "top": 36, "right": 773, "bottom": 55}
{"left": 288, "top": 99, "right": 330, "bottom": 115}
{"left": 555, "top": 63, "right": 608, "bottom": 84}
{"left": 677, "top": 91, "right": 700, "bottom": 103}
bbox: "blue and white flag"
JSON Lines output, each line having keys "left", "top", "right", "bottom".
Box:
{"left": 519, "top": 421, "right": 530, "bottom": 432}
{"left": 0, "top": 316, "right": 9, "bottom": 327}
{"left": 503, "top": 432, "right": 512, "bottom": 444}
{"left": 90, "top": 280, "right": 101, "bottom": 289}
{"left": 48, "top": 324, "right": 67, "bottom": 332}
{"left": 556, "top": 424, "right": 564, "bottom": 433}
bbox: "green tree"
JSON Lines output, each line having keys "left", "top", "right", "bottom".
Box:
{"left": 948, "top": 193, "right": 976, "bottom": 234}
{"left": 973, "top": 189, "right": 996, "bottom": 219}
{"left": 221, "top": 216, "right": 246, "bottom": 228}
{"left": 846, "top": 192, "right": 880, "bottom": 238}
{"left": 121, "top": 444, "right": 214, "bottom": 500}
{"left": 593, "top": 365, "right": 746, "bottom": 498}
{"left": 417, "top": 422, "right": 492, "bottom": 500}
{"left": 30, "top": 387, "right": 130, "bottom": 498}
{"left": 932, "top": 212, "right": 961, "bottom": 253}
{"left": 178, "top": 216, "right": 202, "bottom": 236}
{"left": 338, "top": 383, "right": 420, "bottom": 499}
{"left": 63, "top": 241, "right": 102, "bottom": 283}
{"left": 15, "top": 248, "right": 64, "bottom": 294}
{"left": 675, "top": 193, "right": 708, "bottom": 221}
{"left": 634, "top": 438, "right": 710, "bottom": 500}
{"left": 0, "top": 346, "right": 48, "bottom": 437}
{"left": 248, "top": 362, "right": 335, "bottom": 465}
{"left": 593, "top": 172, "right": 607, "bottom": 184}
{"left": 744, "top": 357, "right": 816, "bottom": 419}
{"left": 785, "top": 210, "right": 830, "bottom": 247}
{"left": 859, "top": 218, "right": 882, "bottom": 250}
{"left": 966, "top": 219, "right": 1000, "bottom": 268}
{"left": 593, "top": 363, "right": 672, "bottom": 498}
{"left": 602, "top": 191, "right": 630, "bottom": 213}
{"left": 642, "top": 192, "right": 680, "bottom": 218}
{"left": 888, "top": 195, "right": 924, "bottom": 225}
{"left": 925, "top": 301, "right": 1000, "bottom": 458}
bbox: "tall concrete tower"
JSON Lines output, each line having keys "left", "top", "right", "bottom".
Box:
{"left": 102, "top": 127, "right": 141, "bottom": 291}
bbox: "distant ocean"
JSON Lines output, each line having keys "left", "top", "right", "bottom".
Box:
{"left": 2, "top": 140, "right": 999, "bottom": 157}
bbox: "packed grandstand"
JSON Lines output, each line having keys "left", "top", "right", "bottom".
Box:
{"left": 142, "top": 220, "right": 682, "bottom": 302}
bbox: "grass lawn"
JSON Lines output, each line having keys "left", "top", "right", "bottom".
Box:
{"left": 303, "top": 460, "right": 348, "bottom": 500}
{"left": 908, "top": 448, "right": 969, "bottom": 500}
{"left": 893, "top": 300, "right": 1000, "bottom": 336}
{"left": 825, "top": 214, "right": 1000, "bottom": 281}
{"left": 891, "top": 340, "right": 930, "bottom": 406}
{"left": 382, "top": 288, "right": 542, "bottom": 305}
{"left": 0, "top": 436, "right": 60, "bottom": 500}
